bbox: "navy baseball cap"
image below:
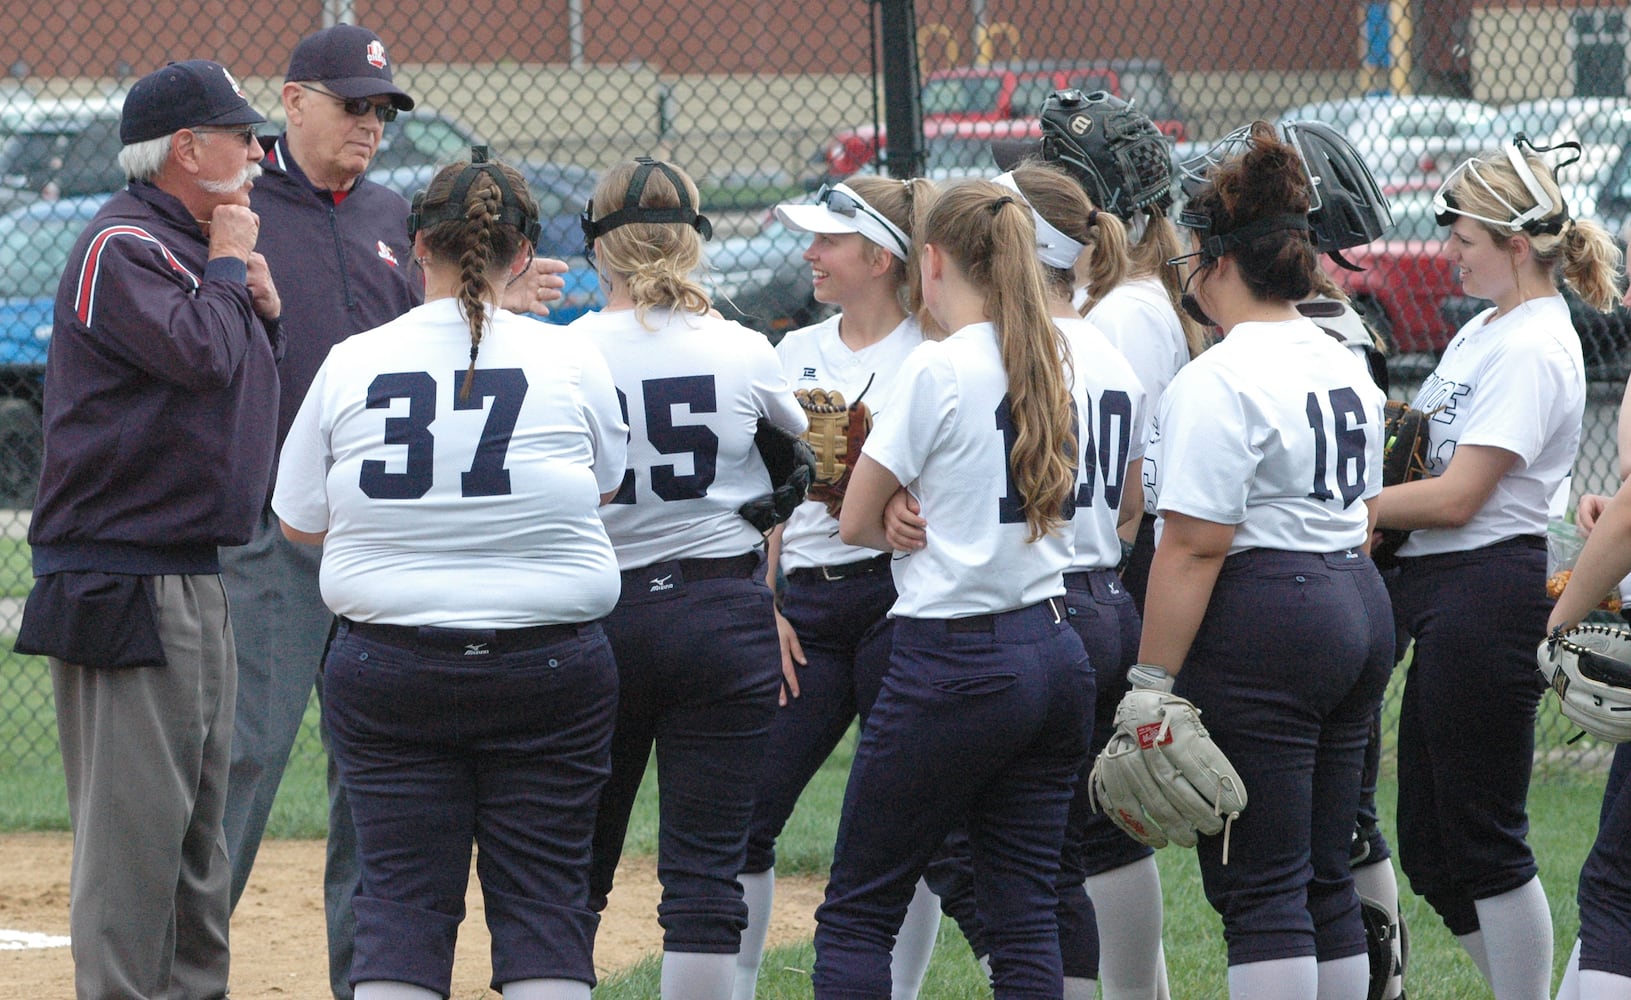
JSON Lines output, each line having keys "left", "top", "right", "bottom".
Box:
{"left": 120, "top": 60, "right": 268, "bottom": 145}
{"left": 286, "top": 24, "right": 415, "bottom": 111}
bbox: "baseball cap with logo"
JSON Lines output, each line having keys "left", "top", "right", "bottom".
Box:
{"left": 285, "top": 24, "right": 415, "bottom": 111}
{"left": 120, "top": 59, "right": 269, "bottom": 145}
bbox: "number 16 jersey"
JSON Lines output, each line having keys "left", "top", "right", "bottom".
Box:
{"left": 1146, "top": 317, "right": 1385, "bottom": 555}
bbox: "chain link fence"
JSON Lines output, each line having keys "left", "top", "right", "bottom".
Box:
{"left": 1, "top": 0, "right": 1626, "bottom": 826}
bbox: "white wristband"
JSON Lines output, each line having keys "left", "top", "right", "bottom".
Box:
{"left": 1128, "top": 663, "right": 1175, "bottom": 692}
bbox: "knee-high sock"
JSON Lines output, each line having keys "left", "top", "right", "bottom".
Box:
{"left": 1227, "top": 957, "right": 1318, "bottom": 1000}
{"left": 1472, "top": 876, "right": 1552, "bottom": 1000}
{"left": 1580, "top": 971, "right": 1631, "bottom": 999}
{"left": 354, "top": 984, "right": 439, "bottom": 1000}
{"left": 733, "top": 868, "right": 776, "bottom": 1000}
{"left": 1315, "top": 954, "right": 1369, "bottom": 1000}
{"left": 1557, "top": 938, "right": 1581, "bottom": 1000}
{"left": 503, "top": 979, "right": 592, "bottom": 1000}
{"left": 890, "top": 878, "right": 941, "bottom": 1000}
{"left": 1085, "top": 857, "right": 1168, "bottom": 999}
{"left": 1063, "top": 977, "right": 1098, "bottom": 1000}
{"left": 1457, "top": 929, "right": 1492, "bottom": 983}
{"left": 663, "top": 951, "right": 737, "bottom": 1000}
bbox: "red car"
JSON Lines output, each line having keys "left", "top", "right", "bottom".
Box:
{"left": 920, "top": 60, "right": 1187, "bottom": 138}
{"left": 1321, "top": 185, "right": 1458, "bottom": 364}
{"left": 819, "top": 118, "right": 1044, "bottom": 182}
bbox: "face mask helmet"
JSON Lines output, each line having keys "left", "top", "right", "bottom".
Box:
{"left": 1433, "top": 132, "right": 1578, "bottom": 237}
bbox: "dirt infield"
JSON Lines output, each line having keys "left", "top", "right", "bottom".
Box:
{"left": 1, "top": 831, "right": 824, "bottom": 998}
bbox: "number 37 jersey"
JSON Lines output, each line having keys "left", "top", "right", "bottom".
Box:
{"left": 1146, "top": 318, "right": 1385, "bottom": 555}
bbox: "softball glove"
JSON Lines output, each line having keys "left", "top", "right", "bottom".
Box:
{"left": 1538, "top": 623, "right": 1631, "bottom": 743}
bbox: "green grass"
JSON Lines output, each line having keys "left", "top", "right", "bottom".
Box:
{"left": 1, "top": 652, "right": 1614, "bottom": 998}
{"left": 0, "top": 535, "right": 32, "bottom": 597}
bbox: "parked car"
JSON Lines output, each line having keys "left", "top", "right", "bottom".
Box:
{"left": 920, "top": 59, "right": 1186, "bottom": 137}
{"left": 708, "top": 217, "right": 829, "bottom": 341}
{"left": 373, "top": 159, "right": 603, "bottom": 323}
{"left": 0, "top": 96, "right": 125, "bottom": 214}
{"left": 1440, "top": 286, "right": 1631, "bottom": 383}
{"left": 817, "top": 117, "right": 1044, "bottom": 185}
{"left": 1319, "top": 184, "right": 1458, "bottom": 372}
{"left": 1280, "top": 95, "right": 1501, "bottom": 187}
{"left": 0, "top": 193, "right": 113, "bottom": 504}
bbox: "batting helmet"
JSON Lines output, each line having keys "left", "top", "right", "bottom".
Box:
{"left": 994, "top": 89, "right": 1174, "bottom": 220}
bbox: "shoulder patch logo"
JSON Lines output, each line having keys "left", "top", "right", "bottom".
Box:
{"left": 376, "top": 240, "right": 398, "bottom": 266}
{"left": 366, "top": 40, "right": 388, "bottom": 69}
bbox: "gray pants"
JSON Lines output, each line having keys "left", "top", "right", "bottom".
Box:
{"left": 220, "top": 507, "right": 358, "bottom": 999}
{"left": 52, "top": 574, "right": 235, "bottom": 1000}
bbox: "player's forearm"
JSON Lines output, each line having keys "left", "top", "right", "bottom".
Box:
{"left": 1137, "top": 513, "right": 1231, "bottom": 674}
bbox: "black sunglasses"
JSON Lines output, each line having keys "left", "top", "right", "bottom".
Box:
{"left": 815, "top": 184, "right": 910, "bottom": 258}
{"left": 191, "top": 126, "right": 259, "bottom": 147}
{"left": 300, "top": 84, "right": 398, "bottom": 123}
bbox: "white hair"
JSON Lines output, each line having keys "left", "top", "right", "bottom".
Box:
{"left": 117, "top": 135, "right": 173, "bottom": 182}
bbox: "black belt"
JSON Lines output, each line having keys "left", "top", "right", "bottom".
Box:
{"left": 340, "top": 618, "right": 586, "bottom": 656}
{"left": 945, "top": 596, "right": 1065, "bottom": 632}
{"left": 787, "top": 553, "right": 892, "bottom": 583}
{"left": 621, "top": 552, "right": 760, "bottom": 589}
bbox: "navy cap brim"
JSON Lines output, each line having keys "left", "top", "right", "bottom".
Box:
{"left": 197, "top": 104, "right": 269, "bottom": 128}
{"left": 321, "top": 76, "right": 415, "bottom": 111}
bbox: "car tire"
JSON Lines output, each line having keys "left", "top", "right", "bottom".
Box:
{"left": 0, "top": 398, "right": 43, "bottom": 509}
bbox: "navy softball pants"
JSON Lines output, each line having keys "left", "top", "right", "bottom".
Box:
{"left": 743, "top": 557, "right": 896, "bottom": 875}
{"left": 1388, "top": 536, "right": 1548, "bottom": 935}
{"left": 589, "top": 557, "right": 782, "bottom": 954}
{"left": 324, "top": 619, "right": 618, "bottom": 995}
{"left": 813, "top": 598, "right": 1093, "bottom": 999}
{"left": 924, "top": 568, "right": 1149, "bottom": 981}
{"left": 1178, "top": 548, "right": 1393, "bottom": 968}
{"left": 1579, "top": 742, "right": 1631, "bottom": 976}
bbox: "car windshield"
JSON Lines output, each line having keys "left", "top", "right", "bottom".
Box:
{"left": 923, "top": 136, "right": 1004, "bottom": 178}
{"left": 0, "top": 210, "right": 83, "bottom": 298}
{"left": 922, "top": 77, "right": 1003, "bottom": 116}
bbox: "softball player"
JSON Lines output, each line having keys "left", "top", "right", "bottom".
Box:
{"left": 272, "top": 155, "right": 626, "bottom": 1000}
{"left": 1142, "top": 122, "right": 1394, "bottom": 1000}
{"left": 1549, "top": 373, "right": 1631, "bottom": 1000}
{"left": 1372, "top": 137, "right": 1621, "bottom": 1000}
{"left": 571, "top": 157, "right": 806, "bottom": 999}
{"left": 733, "top": 175, "right": 943, "bottom": 1000}
{"left": 815, "top": 179, "right": 1093, "bottom": 999}
{"left": 894, "top": 163, "right": 1156, "bottom": 1000}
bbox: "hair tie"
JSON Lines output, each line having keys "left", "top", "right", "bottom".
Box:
{"left": 989, "top": 196, "right": 1015, "bottom": 216}
{"left": 1087, "top": 209, "right": 1100, "bottom": 227}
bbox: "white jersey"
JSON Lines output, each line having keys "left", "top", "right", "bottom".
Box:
{"left": 1396, "top": 295, "right": 1584, "bottom": 557}
{"left": 1147, "top": 317, "right": 1386, "bottom": 555}
{"left": 864, "top": 321, "right": 1072, "bottom": 618}
{"left": 273, "top": 299, "right": 627, "bottom": 628}
{"left": 1058, "top": 316, "right": 1147, "bottom": 571}
{"left": 573, "top": 306, "right": 806, "bottom": 570}
{"left": 775, "top": 313, "right": 925, "bottom": 569}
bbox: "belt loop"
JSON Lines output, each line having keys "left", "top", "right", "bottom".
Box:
{"left": 1048, "top": 596, "right": 1063, "bottom": 624}
{"left": 821, "top": 564, "right": 840, "bottom": 582}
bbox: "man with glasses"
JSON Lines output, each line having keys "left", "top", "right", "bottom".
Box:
{"left": 218, "top": 24, "right": 484, "bottom": 1000}
{"left": 17, "top": 59, "right": 281, "bottom": 999}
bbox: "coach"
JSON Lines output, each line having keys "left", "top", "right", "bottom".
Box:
{"left": 218, "top": 25, "right": 563, "bottom": 1000}
{"left": 15, "top": 60, "right": 281, "bottom": 998}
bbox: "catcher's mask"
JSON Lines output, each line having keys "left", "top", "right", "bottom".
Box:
{"left": 992, "top": 88, "right": 1174, "bottom": 221}
{"left": 1433, "top": 133, "right": 1578, "bottom": 236}
{"left": 580, "top": 156, "right": 713, "bottom": 262}
{"left": 1178, "top": 120, "right": 1389, "bottom": 271}
{"left": 407, "top": 145, "right": 541, "bottom": 247}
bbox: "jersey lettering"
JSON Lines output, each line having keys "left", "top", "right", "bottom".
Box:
{"left": 608, "top": 374, "right": 720, "bottom": 504}
{"left": 1305, "top": 387, "right": 1367, "bottom": 508}
{"left": 358, "top": 369, "right": 528, "bottom": 500}
{"left": 994, "top": 395, "right": 1077, "bottom": 525}
{"left": 1076, "top": 389, "right": 1135, "bottom": 510}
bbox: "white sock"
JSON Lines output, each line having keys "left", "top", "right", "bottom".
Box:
{"left": 1063, "top": 976, "right": 1098, "bottom": 999}
{"left": 890, "top": 878, "right": 941, "bottom": 1000}
{"left": 1227, "top": 956, "right": 1317, "bottom": 1000}
{"left": 1457, "top": 929, "right": 1492, "bottom": 982}
{"left": 734, "top": 868, "right": 776, "bottom": 1000}
{"left": 1580, "top": 971, "right": 1631, "bottom": 1000}
{"left": 978, "top": 953, "right": 993, "bottom": 988}
{"left": 1315, "top": 954, "right": 1369, "bottom": 1000}
{"left": 503, "top": 978, "right": 591, "bottom": 1000}
{"left": 662, "top": 951, "right": 737, "bottom": 1000}
{"left": 1556, "top": 939, "right": 1581, "bottom": 1000}
{"left": 1473, "top": 877, "right": 1552, "bottom": 1000}
{"left": 1353, "top": 860, "right": 1405, "bottom": 998}
{"left": 1085, "top": 857, "right": 1168, "bottom": 998}
{"left": 355, "top": 984, "right": 440, "bottom": 1000}
{"left": 1156, "top": 941, "right": 1172, "bottom": 1000}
